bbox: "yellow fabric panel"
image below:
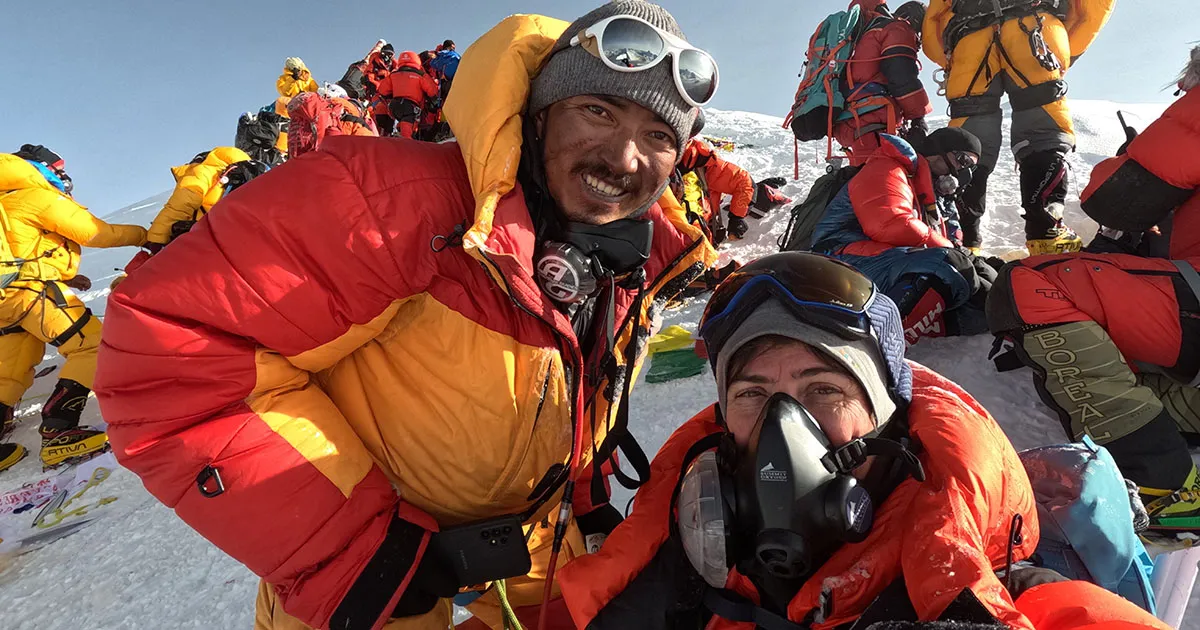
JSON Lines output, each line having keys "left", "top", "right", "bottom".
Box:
{"left": 0, "top": 156, "right": 144, "bottom": 280}
{"left": 287, "top": 301, "right": 402, "bottom": 373}
{"left": 444, "top": 14, "right": 568, "bottom": 267}
{"left": 922, "top": 0, "right": 953, "bottom": 68}
{"left": 1064, "top": 0, "right": 1114, "bottom": 57}
{"left": 681, "top": 170, "right": 706, "bottom": 219}
{"left": 253, "top": 579, "right": 452, "bottom": 630}
{"left": 315, "top": 294, "right": 573, "bottom": 526}
{"left": 147, "top": 147, "right": 251, "bottom": 245}
{"left": 249, "top": 348, "right": 375, "bottom": 499}
{"left": 0, "top": 330, "right": 44, "bottom": 406}
{"left": 0, "top": 282, "right": 98, "bottom": 395}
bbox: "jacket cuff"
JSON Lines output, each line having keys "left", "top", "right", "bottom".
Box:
{"left": 329, "top": 503, "right": 437, "bottom": 630}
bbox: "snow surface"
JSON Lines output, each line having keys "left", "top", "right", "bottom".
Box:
{"left": 0, "top": 101, "right": 1190, "bottom": 630}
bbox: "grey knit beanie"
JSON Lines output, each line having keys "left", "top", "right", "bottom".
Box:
{"left": 529, "top": 1, "right": 699, "bottom": 152}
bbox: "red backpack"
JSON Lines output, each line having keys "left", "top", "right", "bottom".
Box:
{"left": 286, "top": 92, "right": 345, "bottom": 158}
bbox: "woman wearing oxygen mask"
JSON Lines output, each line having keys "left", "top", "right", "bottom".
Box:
{"left": 556, "top": 252, "right": 1169, "bottom": 630}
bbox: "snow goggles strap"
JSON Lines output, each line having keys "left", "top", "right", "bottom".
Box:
{"left": 699, "top": 253, "right": 876, "bottom": 361}
{"left": 570, "top": 14, "right": 719, "bottom": 107}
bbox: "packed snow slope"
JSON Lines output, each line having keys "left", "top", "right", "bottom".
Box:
{"left": 0, "top": 101, "right": 1185, "bottom": 630}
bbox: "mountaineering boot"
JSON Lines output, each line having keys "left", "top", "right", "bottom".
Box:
{"left": 1026, "top": 221, "right": 1083, "bottom": 255}
{"left": 39, "top": 379, "right": 109, "bottom": 469}
{"left": 0, "top": 442, "right": 28, "bottom": 474}
{"left": 726, "top": 214, "right": 749, "bottom": 240}
{"left": 0, "top": 403, "right": 14, "bottom": 442}
{"left": 1141, "top": 465, "right": 1200, "bottom": 533}
{"left": 1020, "top": 150, "right": 1081, "bottom": 255}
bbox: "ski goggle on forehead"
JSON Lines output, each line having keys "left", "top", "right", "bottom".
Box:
{"left": 569, "top": 14, "right": 720, "bottom": 107}
{"left": 699, "top": 253, "right": 877, "bottom": 362}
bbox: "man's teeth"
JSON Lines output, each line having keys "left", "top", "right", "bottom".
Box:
{"left": 584, "top": 174, "right": 626, "bottom": 197}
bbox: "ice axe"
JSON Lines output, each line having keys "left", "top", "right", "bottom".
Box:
{"left": 1116, "top": 110, "right": 1138, "bottom": 155}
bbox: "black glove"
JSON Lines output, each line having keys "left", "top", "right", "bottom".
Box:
{"left": 904, "top": 118, "right": 929, "bottom": 146}
{"left": 392, "top": 533, "right": 460, "bottom": 617}
{"left": 169, "top": 220, "right": 197, "bottom": 242}
{"left": 290, "top": 69, "right": 301, "bottom": 80}
{"left": 727, "top": 214, "right": 749, "bottom": 239}
{"left": 1005, "top": 566, "right": 1069, "bottom": 599}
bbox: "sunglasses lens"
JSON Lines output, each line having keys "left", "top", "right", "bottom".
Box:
{"left": 678, "top": 48, "right": 718, "bottom": 104}
{"left": 599, "top": 17, "right": 665, "bottom": 68}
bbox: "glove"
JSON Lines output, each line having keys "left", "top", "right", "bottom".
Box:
{"left": 904, "top": 117, "right": 929, "bottom": 146}
{"left": 1005, "top": 566, "right": 1069, "bottom": 599}
{"left": 63, "top": 275, "right": 91, "bottom": 291}
{"left": 169, "top": 220, "right": 197, "bottom": 242}
{"left": 727, "top": 214, "right": 749, "bottom": 239}
{"left": 391, "top": 538, "right": 460, "bottom": 617}
{"left": 758, "top": 176, "right": 787, "bottom": 189}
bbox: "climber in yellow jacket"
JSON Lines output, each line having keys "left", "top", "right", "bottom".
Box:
{"left": 146, "top": 147, "right": 255, "bottom": 249}
{"left": 0, "top": 145, "right": 145, "bottom": 473}
{"left": 923, "top": 0, "right": 1113, "bottom": 255}
{"left": 276, "top": 57, "right": 318, "bottom": 98}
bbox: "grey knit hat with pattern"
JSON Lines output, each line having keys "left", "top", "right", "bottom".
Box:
{"left": 529, "top": 1, "right": 699, "bottom": 152}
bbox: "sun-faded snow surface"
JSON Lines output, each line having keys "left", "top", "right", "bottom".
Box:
{"left": 0, "top": 101, "right": 1190, "bottom": 630}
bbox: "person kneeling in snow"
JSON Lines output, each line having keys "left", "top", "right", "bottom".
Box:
{"left": 811, "top": 128, "right": 997, "bottom": 345}
{"left": 96, "top": 2, "right": 717, "bottom": 629}
{"left": 676, "top": 132, "right": 789, "bottom": 245}
{"left": 987, "top": 47, "right": 1200, "bottom": 533}
{"left": 557, "top": 251, "right": 1169, "bottom": 630}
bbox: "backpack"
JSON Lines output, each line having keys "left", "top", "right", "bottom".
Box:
{"left": 235, "top": 111, "right": 283, "bottom": 165}
{"left": 1018, "top": 437, "right": 1157, "bottom": 615}
{"left": 785, "top": 5, "right": 863, "bottom": 143}
{"left": 778, "top": 165, "right": 860, "bottom": 252}
{"left": 337, "top": 61, "right": 369, "bottom": 101}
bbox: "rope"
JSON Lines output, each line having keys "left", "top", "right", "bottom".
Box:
{"left": 494, "top": 579, "right": 525, "bottom": 630}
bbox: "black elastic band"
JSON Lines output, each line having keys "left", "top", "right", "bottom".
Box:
{"left": 49, "top": 308, "right": 91, "bottom": 347}
{"left": 329, "top": 512, "right": 428, "bottom": 630}
{"left": 703, "top": 588, "right": 809, "bottom": 630}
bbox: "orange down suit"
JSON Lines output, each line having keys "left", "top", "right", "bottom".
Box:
{"left": 986, "top": 87, "right": 1200, "bottom": 490}
{"left": 95, "top": 14, "right": 715, "bottom": 630}
{"left": 378, "top": 52, "right": 439, "bottom": 139}
{"left": 679, "top": 139, "right": 754, "bottom": 222}
{"left": 558, "top": 364, "right": 1167, "bottom": 630}
{"left": 0, "top": 155, "right": 145, "bottom": 407}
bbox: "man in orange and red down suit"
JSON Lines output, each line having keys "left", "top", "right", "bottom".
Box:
{"left": 557, "top": 251, "right": 1168, "bottom": 630}
{"left": 812, "top": 128, "right": 998, "bottom": 345}
{"left": 377, "top": 51, "right": 440, "bottom": 140}
{"left": 834, "top": 0, "right": 933, "bottom": 167}
{"left": 987, "top": 48, "right": 1200, "bottom": 533}
{"left": 365, "top": 43, "right": 400, "bottom": 132}
{"left": 676, "top": 135, "right": 790, "bottom": 244}
{"left": 416, "top": 51, "right": 448, "bottom": 141}
{"left": 94, "top": 2, "right": 718, "bottom": 629}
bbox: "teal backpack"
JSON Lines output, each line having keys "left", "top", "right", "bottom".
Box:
{"left": 785, "top": 5, "right": 862, "bottom": 143}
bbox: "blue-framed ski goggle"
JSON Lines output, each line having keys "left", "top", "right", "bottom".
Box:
{"left": 698, "top": 253, "right": 877, "bottom": 362}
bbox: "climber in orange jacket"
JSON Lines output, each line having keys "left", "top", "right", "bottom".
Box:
{"left": 834, "top": 0, "right": 933, "bottom": 166}
{"left": 96, "top": 3, "right": 718, "bottom": 629}
{"left": 377, "top": 51, "right": 440, "bottom": 139}
{"left": 676, "top": 134, "right": 788, "bottom": 244}
{"left": 923, "top": 0, "right": 1114, "bottom": 254}
{"left": 988, "top": 47, "right": 1200, "bottom": 532}
{"left": 558, "top": 252, "right": 1168, "bottom": 630}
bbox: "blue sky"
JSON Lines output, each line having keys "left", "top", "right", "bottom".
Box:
{"left": 0, "top": 0, "right": 1192, "bottom": 216}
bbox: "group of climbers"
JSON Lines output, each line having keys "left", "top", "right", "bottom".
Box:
{"left": 0, "top": 1, "right": 1191, "bottom": 629}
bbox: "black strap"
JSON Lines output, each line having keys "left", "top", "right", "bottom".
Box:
{"left": 1009, "top": 79, "right": 1067, "bottom": 111}
{"left": 703, "top": 588, "right": 810, "bottom": 630}
{"left": 821, "top": 437, "right": 926, "bottom": 482}
{"left": 949, "top": 94, "right": 1002, "bottom": 118}
{"left": 49, "top": 308, "right": 91, "bottom": 348}
{"left": 329, "top": 512, "right": 429, "bottom": 630}
{"left": 0, "top": 321, "right": 23, "bottom": 337}
{"left": 43, "top": 281, "right": 70, "bottom": 309}
{"left": 988, "top": 335, "right": 1025, "bottom": 372}
{"left": 667, "top": 431, "right": 731, "bottom": 536}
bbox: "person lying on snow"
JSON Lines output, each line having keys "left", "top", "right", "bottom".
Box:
{"left": 987, "top": 46, "right": 1200, "bottom": 534}
{"left": 0, "top": 145, "right": 146, "bottom": 474}
{"left": 812, "top": 127, "right": 1000, "bottom": 345}
{"left": 95, "top": 2, "right": 717, "bottom": 629}
{"left": 556, "top": 251, "right": 1170, "bottom": 630}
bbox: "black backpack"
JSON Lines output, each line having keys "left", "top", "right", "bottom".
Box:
{"left": 337, "top": 61, "right": 370, "bottom": 100}
{"left": 778, "top": 165, "right": 860, "bottom": 252}
{"left": 235, "top": 111, "right": 284, "bottom": 165}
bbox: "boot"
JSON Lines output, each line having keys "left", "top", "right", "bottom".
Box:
{"left": 0, "top": 403, "right": 14, "bottom": 442}
{"left": 39, "top": 379, "right": 109, "bottom": 469}
{"left": 0, "top": 442, "right": 27, "bottom": 474}
{"left": 1025, "top": 219, "right": 1083, "bottom": 255}
{"left": 726, "top": 214, "right": 749, "bottom": 240}
{"left": 1020, "top": 150, "right": 1082, "bottom": 255}
{"left": 1141, "top": 465, "right": 1200, "bottom": 532}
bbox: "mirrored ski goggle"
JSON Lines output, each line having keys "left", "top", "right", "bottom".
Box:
{"left": 699, "top": 253, "right": 877, "bottom": 361}
{"left": 570, "top": 15, "right": 719, "bottom": 107}
{"left": 948, "top": 150, "right": 979, "bottom": 171}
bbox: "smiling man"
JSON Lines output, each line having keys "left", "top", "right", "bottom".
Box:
{"left": 95, "top": 2, "right": 716, "bottom": 630}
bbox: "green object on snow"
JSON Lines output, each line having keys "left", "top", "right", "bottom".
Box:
{"left": 646, "top": 348, "right": 707, "bottom": 383}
